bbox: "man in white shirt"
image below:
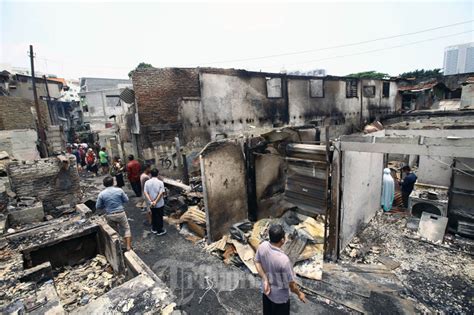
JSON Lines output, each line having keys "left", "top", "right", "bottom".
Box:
{"left": 144, "top": 168, "right": 166, "bottom": 235}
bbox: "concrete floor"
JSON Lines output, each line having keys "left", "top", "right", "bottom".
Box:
{"left": 120, "top": 191, "right": 346, "bottom": 315}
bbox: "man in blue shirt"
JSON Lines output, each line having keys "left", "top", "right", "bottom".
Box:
{"left": 400, "top": 166, "right": 417, "bottom": 208}
{"left": 96, "top": 176, "right": 132, "bottom": 250}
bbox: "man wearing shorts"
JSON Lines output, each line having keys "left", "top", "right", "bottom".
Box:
{"left": 96, "top": 176, "right": 132, "bottom": 250}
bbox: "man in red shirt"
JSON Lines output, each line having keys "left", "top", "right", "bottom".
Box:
{"left": 126, "top": 154, "right": 142, "bottom": 197}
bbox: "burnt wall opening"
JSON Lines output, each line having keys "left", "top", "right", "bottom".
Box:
{"left": 412, "top": 203, "right": 442, "bottom": 218}
{"left": 23, "top": 230, "right": 99, "bottom": 269}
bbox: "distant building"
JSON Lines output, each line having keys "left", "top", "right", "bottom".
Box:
{"left": 78, "top": 77, "right": 133, "bottom": 137}
{"left": 79, "top": 77, "right": 132, "bottom": 93}
{"left": 2, "top": 73, "right": 63, "bottom": 100}
{"left": 443, "top": 42, "right": 474, "bottom": 75}
{"left": 58, "top": 79, "right": 81, "bottom": 102}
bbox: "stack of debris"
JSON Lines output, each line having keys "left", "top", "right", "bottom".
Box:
{"left": 177, "top": 206, "right": 206, "bottom": 239}
{"left": 340, "top": 210, "right": 474, "bottom": 313}
{"left": 204, "top": 210, "right": 325, "bottom": 280}
{"left": 54, "top": 254, "right": 125, "bottom": 312}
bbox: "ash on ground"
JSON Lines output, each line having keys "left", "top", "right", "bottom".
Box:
{"left": 340, "top": 210, "right": 474, "bottom": 313}
{"left": 53, "top": 254, "right": 124, "bottom": 312}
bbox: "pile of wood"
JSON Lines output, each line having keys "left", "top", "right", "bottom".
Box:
{"left": 178, "top": 206, "right": 206, "bottom": 238}
{"left": 203, "top": 212, "right": 326, "bottom": 279}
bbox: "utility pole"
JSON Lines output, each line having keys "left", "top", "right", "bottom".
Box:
{"left": 29, "top": 45, "right": 48, "bottom": 157}
{"left": 43, "top": 75, "right": 55, "bottom": 126}
{"left": 42, "top": 75, "right": 51, "bottom": 101}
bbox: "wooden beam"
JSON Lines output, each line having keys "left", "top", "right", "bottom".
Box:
{"left": 146, "top": 123, "right": 182, "bottom": 132}
{"left": 340, "top": 135, "right": 474, "bottom": 158}
{"left": 162, "top": 176, "right": 192, "bottom": 192}
{"left": 326, "top": 142, "right": 341, "bottom": 262}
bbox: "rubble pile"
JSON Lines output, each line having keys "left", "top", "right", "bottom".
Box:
{"left": 204, "top": 210, "right": 325, "bottom": 280}
{"left": 0, "top": 250, "right": 31, "bottom": 309}
{"left": 341, "top": 210, "right": 474, "bottom": 313}
{"left": 79, "top": 178, "right": 102, "bottom": 204}
{"left": 54, "top": 254, "right": 125, "bottom": 312}
{"left": 178, "top": 206, "right": 206, "bottom": 237}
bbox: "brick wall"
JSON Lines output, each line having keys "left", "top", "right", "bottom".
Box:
{"left": 0, "top": 97, "right": 50, "bottom": 130}
{"left": 132, "top": 68, "right": 200, "bottom": 146}
{"left": 7, "top": 156, "right": 81, "bottom": 213}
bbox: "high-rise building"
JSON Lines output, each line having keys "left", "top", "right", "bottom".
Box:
{"left": 443, "top": 42, "right": 474, "bottom": 75}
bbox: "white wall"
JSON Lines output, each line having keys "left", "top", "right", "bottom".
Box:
{"left": 81, "top": 88, "right": 131, "bottom": 133}
{"left": 417, "top": 155, "right": 452, "bottom": 187}
{"left": 340, "top": 151, "right": 384, "bottom": 250}
{"left": 0, "top": 129, "right": 40, "bottom": 160}
{"left": 461, "top": 83, "right": 474, "bottom": 108}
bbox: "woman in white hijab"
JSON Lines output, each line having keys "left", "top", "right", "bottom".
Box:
{"left": 381, "top": 168, "right": 395, "bottom": 212}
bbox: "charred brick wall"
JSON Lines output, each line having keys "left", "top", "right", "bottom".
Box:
{"left": 132, "top": 68, "right": 200, "bottom": 145}
{"left": 0, "top": 97, "right": 50, "bottom": 130}
{"left": 7, "top": 156, "right": 81, "bottom": 212}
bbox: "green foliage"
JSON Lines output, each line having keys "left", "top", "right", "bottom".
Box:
{"left": 346, "top": 71, "right": 389, "bottom": 79}
{"left": 128, "top": 62, "right": 153, "bottom": 78}
{"left": 399, "top": 69, "right": 443, "bottom": 80}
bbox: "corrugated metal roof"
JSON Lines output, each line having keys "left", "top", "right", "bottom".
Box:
{"left": 47, "top": 77, "right": 67, "bottom": 86}
{"left": 397, "top": 81, "right": 439, "bottom": 92}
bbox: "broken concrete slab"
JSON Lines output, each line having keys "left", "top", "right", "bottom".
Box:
{"left": 75, "top": 203, "right": 92, "bottom": 218}
{"left": 97, "top": 219, "right": 125, "bottom": 274}
{"left": 70, "top": 274, "right": 173, "bottom": 315}
{"left": 20, "top": 261, "right": 53, "bottom": 283}
{"left": 7, "top": 201, "right": 44, "bottom": 226}
{"left": 376, "top": 256, "right": 401, "bottom": 270}
{"left": 418, "top": 212, "right": 448, "bottom": 243}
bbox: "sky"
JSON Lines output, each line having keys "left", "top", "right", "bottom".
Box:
{"left": 1, "top": 0, "right": 473, "bottom": 79}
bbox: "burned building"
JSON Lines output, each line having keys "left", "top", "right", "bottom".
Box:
{"left": 128, "top": 67, "right": 400, "bottom": 178}
{"left": 397, "top": 72, "right": 474, "bottom": 111}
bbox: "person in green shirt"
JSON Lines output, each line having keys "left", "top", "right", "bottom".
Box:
{"left": 98, "top": 147, "right": 109, "bottom": 175}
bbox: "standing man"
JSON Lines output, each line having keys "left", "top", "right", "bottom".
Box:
{"left": 144, "top": 169, "right": 166, "bottom": 235}
{"left": 86, "top": 148, "right": 98, "bottom": 176}
{"left": 78, "top": 144, "right": 86, "bottom": 170}
{"left": 255, "top": 224, "right": 306, "bottom": 315}
{"left": 96, "top": 176, "right": 132, "bottom": 251}
{"left": 99, "top": 147, "right": 109, "bottom": 175}
{"left": 400, "top": 165, "right": 417, "bottom": 208}
{"left": 127, "top": 155, "right": 142, "bottom": 197}
{"left": 140, "top": 164, "right": 152, "bottom": 222}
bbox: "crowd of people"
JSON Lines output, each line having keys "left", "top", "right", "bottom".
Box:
{"left": 89, "top": 149, "right": 307, "bottom": 315}
{"left": 381, "top": 165, "right": 418, "bottom": 212}
{"left": 92, "top": 152, "right": 167, "bottom": 251}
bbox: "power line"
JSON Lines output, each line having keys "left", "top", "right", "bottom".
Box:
{"left": 194, "top": 20, "right": 474, "bottom": 66}
{"left": 284, "top": 29, "right": 474, "bottom": 68}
